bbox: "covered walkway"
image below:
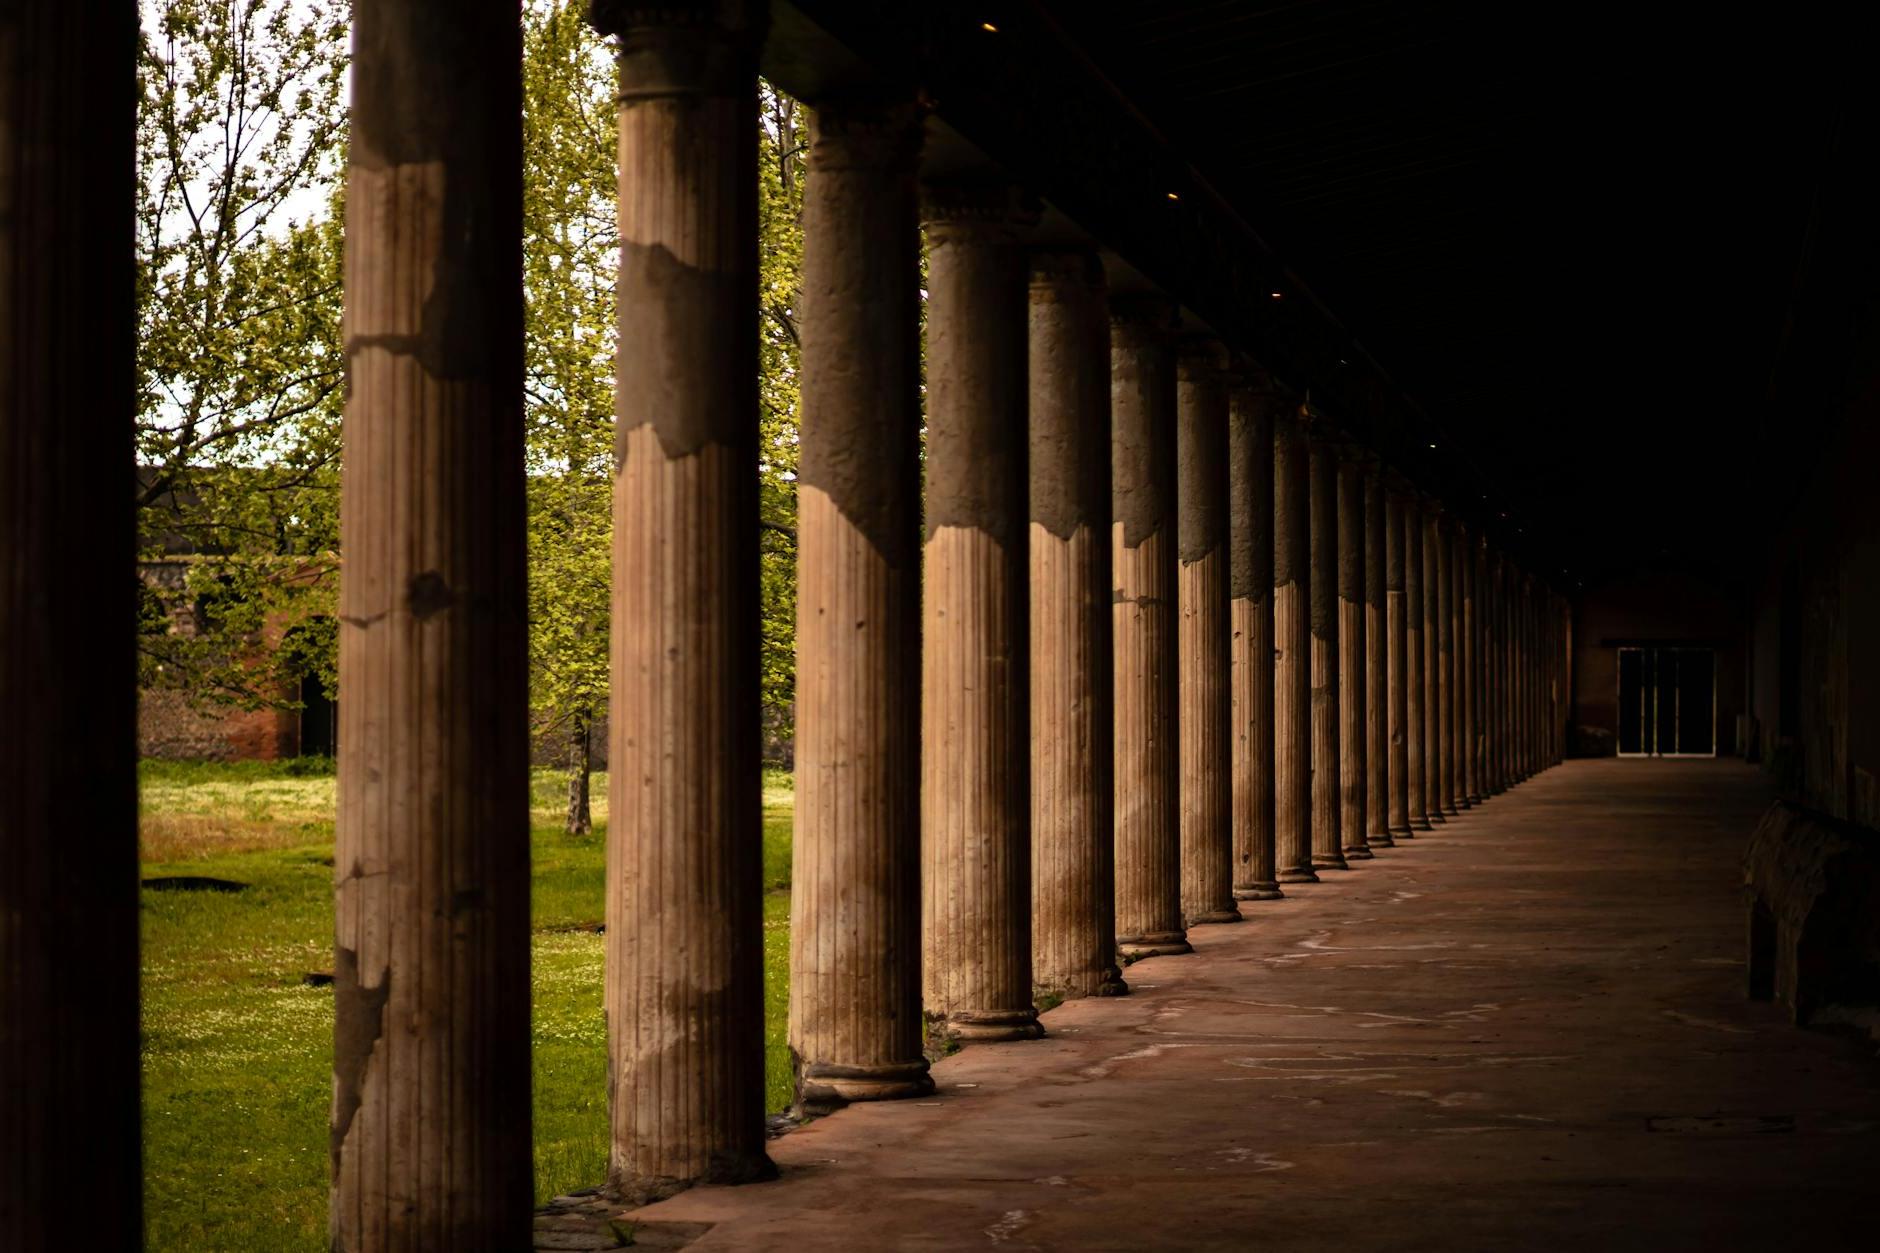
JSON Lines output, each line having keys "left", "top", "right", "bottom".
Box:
{"left": 601, "top": 760, "right": 1879, "bottom": 1250}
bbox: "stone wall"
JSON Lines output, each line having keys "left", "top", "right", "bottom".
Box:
{"left": 138, "top": 687, "right": 299, "bottom": 761}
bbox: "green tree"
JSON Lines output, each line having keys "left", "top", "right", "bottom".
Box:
{"left": 135, "top": 0, "right": 349, "bottom": 711}
{"left": 757, "top": 84, "right": 806, "bottom": 762}
{"left": 522, "top": 0, "right": 618, "bottom": 833}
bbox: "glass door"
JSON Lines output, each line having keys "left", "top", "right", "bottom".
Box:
{"left": 1616, "top": 645, "right": 1715, "bottom": 757}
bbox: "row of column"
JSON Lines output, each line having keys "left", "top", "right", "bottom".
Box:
{"left": 0, "top": 2, "right": 1568, "bottom": 1247}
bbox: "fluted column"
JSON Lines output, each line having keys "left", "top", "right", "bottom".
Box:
{"left": 1405, "top": 493, "right": 1430, "bottom": 830}
{"left": 1489, "top": 545, "right": 1506, "bottom": 790}
{"left": 1273, "top": 406, "right": 1318, "bottom": 884}
{"left": 331, "top": 2, "right": 532, "bottom": 1243}
{"left": 1483, "top": 548, "right": 1502, "bottom": 795}
{"left": 1178, "top": 342, "right": 1242, "bottom": 924}
{"left": 1111, "top": 295, "right": 1192, "bottom": 955}
{"left": 1432, "top": 506, "right": 1457, "bottom": 816}
{"left": 1, "top": 4, "right": 140, "bottom": 1244}
{"left": 1460, "top": 523, "right": 1480, "bottom": 805}
{"left": 1309, "top": 426, "right": 1348, "bottom": 870}
{"left": 601, "top": 0, "right": 773, "bottom": 1202}
{"left": 1511, "top": 568, "right": 1525, "bottom": 781}
{"left": 1029, "top": 248, "right": 1127, "bottom": 1000}
{"left": 1506, "top": 560, "right": 1522, "bottom": 783}
{"left": 1385, "top": 482, "right": 1413, "bottom": 840}
{"left": 1364, "top": 461, "right": 1391, "bottom": 847}
{"left": 1521, "top": 572, "right": 1535, "bottom": 778}
{"left": 921, "top": 183, "right": 1041, "bottom": 1042}
{"left": 789, "top": 98, "right": 930, "bottom": 1110}
{"left": 1524, "top": 572, "right": 1537, "bottom": 778}
{"left": 1230, "top": 377, "right": 1283, "bottom": 900}
{"left": 1336, "top": 449, "right": 1372, "bottom": 861}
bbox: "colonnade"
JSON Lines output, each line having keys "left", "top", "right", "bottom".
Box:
{"left": 0, "top": 1, "right": 1571, "bottom": 1247}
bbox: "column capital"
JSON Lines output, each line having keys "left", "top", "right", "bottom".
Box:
{"left": 1299, "top": 402, "right": 1338, "bottom": 443}
{"left": 1028, "top": 245, "right": 1105, "bottom": 290}
{"left": 1176, "top": 335, "right": 1231, "bottom": 381}
{"left": 919, "top": 181, "right": 1040, "bottom": 238}
{"left": 1223, "top": 356, "right": 1282, "bottom": 395}
{"left": 591, "top": 1, "right": 765, "bottom": 98}
{"left": 807, "top": 94, "right": 923, "bottom": 172}
{"left": 1110, "top": 290, "right": 1178, "bottom": 331}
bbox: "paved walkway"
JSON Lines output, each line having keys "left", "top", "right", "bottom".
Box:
{"left": 616, "top": 760, "right": 1880, "bottom": 1251}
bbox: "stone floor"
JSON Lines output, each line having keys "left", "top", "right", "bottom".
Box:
{"left": 541, "top": 758, "right": 1880, "bottom": 1251}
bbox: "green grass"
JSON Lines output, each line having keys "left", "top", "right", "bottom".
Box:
{"left": 140, "top": 758, "right": 795, "bottom": 1252}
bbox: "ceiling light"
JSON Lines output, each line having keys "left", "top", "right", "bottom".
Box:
{"left": 981, "top": 21, "right": 998, "bottom": 32}
{"left": 1166, "top": 191, "right": 1180, "bottom": 201}
{"left": 1270, "top": 291, "right": 1283, "bottom": 300}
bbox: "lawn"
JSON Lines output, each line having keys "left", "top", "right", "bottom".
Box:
{"left": 138, "top": 757, "right": 794, "bottom": 1252}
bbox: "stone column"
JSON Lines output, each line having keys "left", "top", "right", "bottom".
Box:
{"left": 1273, "top": 406, "right": 1318, "bottom": 884}
{"left": 1309, "top": 426, "right": 1349, "bottom": 870}
{"left": 0, "top": 4, "right": 139, "bottom": 1244}
{"left": 1434, "top": 508, "right": 1458, "bottom": 816}
{"left": 1336, "top": 448, "right": 1372, "bottom": 861}
{"left": 1489, "top": 544, "right": 1505, "bottom": 791}
{"left": 331, "top": 3, "right": 533, "bottom": 1243}
{"left": 1461, "top": 523, "right": 1480, "bottom": 805}
{"left": 1483, "top": 548, "right": 1502, "bottom": 795}
{"left": 1510, "top": 568, "right": 1524, "bottom": 781}
{"left": 790, "top": 98, "right": 932, "bottom": 1110}
{"left": 1364, "top": 462, "right": 1391, "bottom": 847}
{"left": 1178, "top": 342, "right": 1242, "bottom": 924}
{"left": 1443, "top": 519, "right": 1458, "bottom": 808}
{"left": 1111, "top": 296, "right": 1192, "bottom": 954}
{"left": 1405, "top": 493, "right": 1430, "bottom": 830}
{"left": 921, "top": 183, "right": 1041, "bottom": 1041}
{"left": 1496, "top": 556, "right": 1511, "bottom": 782}
{"left": 601, "top": 1, "right": 773, "bottom": 1201}
{"left": 1029, "top": 248, "right": 1127, "bottom": 1000}
{"left": 1385, "top": 482, "right": 1413, "bottom": 840}
{"left": 1230, "top": 376, "right": 1283, "bottom": 900}
{"left": 1520, "top": 572, "right": 1534, "bottom": 779}
{"left": 1526, "top": 573, "right": 1538, "bottom": 778}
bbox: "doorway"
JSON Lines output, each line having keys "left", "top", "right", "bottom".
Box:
{"left": 1617, "top": 646, "right": 1715, "bottom": 756}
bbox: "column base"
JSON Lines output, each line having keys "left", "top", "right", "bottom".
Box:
{"left": 1388, "top": 824, "right": 1415, "bottom": 841}
{"left": 1441, "top": 803, "right": 1461, "bottom": 816}
{"left": 1368, "top": 830, "right": 1397, "bottom": 848}
{"left": 1097, "top": 968, "right": 1131, "bottom": 997}
{"left": 1234, "top": 881, "right": 1285, "bottom": 901}
{"left": 949, "top": 1008, "right": 1045, "bottom": 1043}
{"left": 1119, "top": 930, "right": 1193, "bottom": 959}
{"left": 1313, "top": 852, "right": 1352, "bottom": 871}
{"left": 797, "top": 1060, "right": 934, "bottom": 1112}
{"left": 1189, "top": 906, "right": 1243, "bottom": 925}
{"left": 608, "top": 1150, "right": 779, "bottom": 1207}
{"left": 1278, "top": 866, "right": 1320, "bottom": 884}
{"left": 1341, "top": 844, "right": 1375, "bottom": 860}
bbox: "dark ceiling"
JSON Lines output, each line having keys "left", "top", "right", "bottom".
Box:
{"left": 772, "top": 2, "right": 1872, "bottom": 590}
{"left": 1039, "top": 1, "right": 1854, "bottom": 588}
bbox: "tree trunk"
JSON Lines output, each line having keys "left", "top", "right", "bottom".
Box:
{"left": 567, "top": 710, "right": 592, "bottom": 837}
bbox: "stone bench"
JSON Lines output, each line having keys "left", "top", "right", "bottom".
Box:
{"left": 1744, "top": 800, "right": 1880, "bottom": 1034}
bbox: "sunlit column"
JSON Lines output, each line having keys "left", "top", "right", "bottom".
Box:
{"left": 1029, "top": 247, "right": 1127, "bottom": 1000}
{"left": 789, "top": 97, "right": 931, "bottom": 1109}
{"left": 600, "top": 0, "right": 774, "bottom": 1200}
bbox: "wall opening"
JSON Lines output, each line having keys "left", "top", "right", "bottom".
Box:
{"left": 1617, "top": 645, "right": 1716, "bottom": 757}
